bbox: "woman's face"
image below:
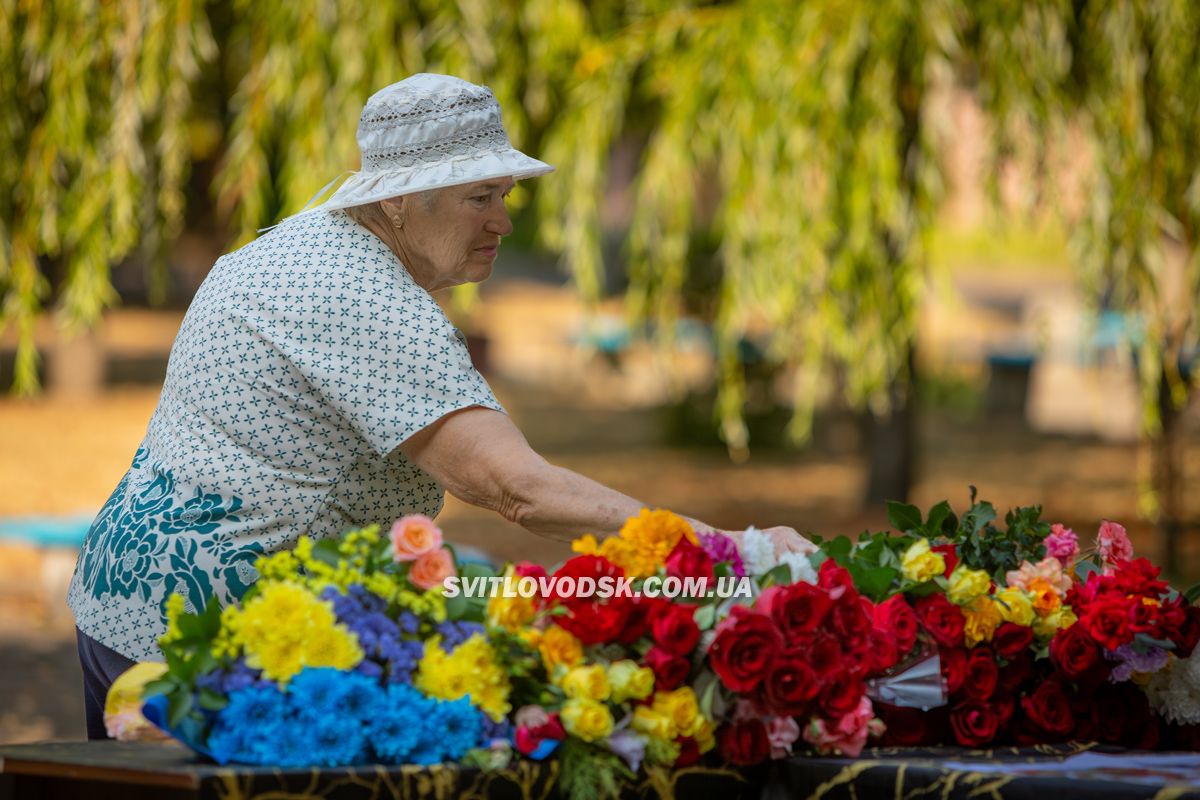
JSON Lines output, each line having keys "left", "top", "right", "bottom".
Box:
{"left": 385, "top": 178, "right": 515, "bottom": 292}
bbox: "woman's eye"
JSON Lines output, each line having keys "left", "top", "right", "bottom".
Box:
{"left": 473, "top": 195, "right": 489, "bottom": 203}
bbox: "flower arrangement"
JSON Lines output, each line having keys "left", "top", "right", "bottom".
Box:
{"left": 140, "top": 518, "right": 512, "bottom": 767}
{"left": 114, "top": 494, "right": 1200, "bottom": 790}
{"left": 817, "top": 491, "right": 1200, "bottom": 749}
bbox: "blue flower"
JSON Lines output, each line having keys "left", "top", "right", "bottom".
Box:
{"left": 436, "top": 621, "right": 485, "bottom": 651}
{"left": 438, "top": 697, "right": 484, "bottom": 761}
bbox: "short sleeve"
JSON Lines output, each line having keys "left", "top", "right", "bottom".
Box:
{"left": 250, "top": 220, "right": 504, "bottom": 458}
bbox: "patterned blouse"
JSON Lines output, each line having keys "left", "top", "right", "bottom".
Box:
{"left": 67, "top": 210, "right": 502, "bottom": 660}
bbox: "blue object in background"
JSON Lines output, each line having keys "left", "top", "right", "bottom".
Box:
{"left": 0, "top": 515, "right": 94, "bottom": 548}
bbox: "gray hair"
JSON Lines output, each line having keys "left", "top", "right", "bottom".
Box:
{"left": 344, "top": 189, "right": 440, "bottom": 228}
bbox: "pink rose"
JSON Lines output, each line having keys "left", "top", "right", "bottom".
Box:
{"left": 802, "top": 697, "right": 885, "bottom": 758}
{"left": 1044, "top": 524, "right": 1079, "bottom": 565}
{"left": 390, "top": 515, "right": 443, "bottom": 562}
{"left": 1097, "top": 521, "right": 1133, "bottom": 564}
{"left": 410, "top": 546, "right": 455, "bottom": 590}
{"left": 766, "top": 716, "right": 801, "bottom": 759}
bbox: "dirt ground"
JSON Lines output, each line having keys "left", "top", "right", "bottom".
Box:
{"left": 1, "top": 374, "right": 1197, "bottom": 744}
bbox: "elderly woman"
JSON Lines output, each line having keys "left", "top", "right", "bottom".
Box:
{"left": 67, "top": 73, "right": 809, "bottom": 738}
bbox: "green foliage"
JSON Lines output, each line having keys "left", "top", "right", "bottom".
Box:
{"left": 558, "top": 737, "right": 633, "bottom": 800}
{"left": 2, "top": 0, "right": 1197, "bottom": 466}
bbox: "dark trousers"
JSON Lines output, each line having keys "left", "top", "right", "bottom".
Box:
{"left": 76, "top": 628, "right": 138, "bottom": 740}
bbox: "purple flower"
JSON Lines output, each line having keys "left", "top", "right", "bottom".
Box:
{"left": 699, "top": 532, "right": 746, "bottom": 578}
{"left": 1106, "top": 644, "right": 1169, "bottom": 682}
{"left": 436, "top": 621, "right": 485, "bottom": 651}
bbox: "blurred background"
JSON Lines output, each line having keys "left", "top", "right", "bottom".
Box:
{"left": 1, "top": 0, "right": 1198, "bottom": 744}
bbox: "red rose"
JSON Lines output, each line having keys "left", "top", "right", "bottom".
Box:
{"left": 961, "top": 647, "right": 999, "bottom": 701}
{"left": 514, "top": 713, "right": 566, "bottom": 756}
{"left": 829, "top": 596, "right": 875, "bottom": 642}
{"left": 718, "top": 719, "right": 771, "bottom": 766}
{"left": 990, "top": 691, "right": 1016, "bottom": 726}
{"left": 818, "top": 672, "right": 865, "bottom": 718}
{"left": 1177, "top": 606, "right": 1200, "bottom": 658}
{"left": 996, "top": 652, "right": 1034, "bottom": 693}
{"left": 818, "top": 560, "right": 855, "bottom": 594}
{"left": 941, "top": 647, "right": 967, "bottom": 695}
{"left": 868, "top": 627, "right": 901, "bottom": 673}
{"left": 758, "top": 582, "right": 832, "bottom": 637}
{"left": 1081, "top": 595, "right": 1136, "bottom": 651}
{"left": 707, "top": 606, "right": 783, "bottom": 692}
{"left": 549, "top": 555, "right": 623, "bottom": 609}
{"left": 513, "top": 561, "right": 547, "bottom": 581}
{"left": 617, "top": 596, "right": 656, "bottom": 644}
{"left": 652, "top": 603, "right": 701, "bottom": 656}
{"left": 842, "top": 638, "right": 877, "bottom": 680}
{"left": 949, "top": 701, "right": 1000, "bottom": 746}
{"left": 675, "top": 737, "right": 702, "bottom": 767}
{"left": 1021, "top": 680, "right": 1075, "bottom": 738}
{"left": 932, "top": 543, "right": 958, "bottom": 577}
{"left": 665, "top": 538, "right": 714, "bottom": 582}
{"left": 876, "top": 703, "right": 931, "bottom": 746}
{"left": 759, "top": 653, "right": 819, "bottom": 716}
{"left": 807, "top": 632, "right": 844, "bottom": 681}
{"left": 556, "top": 598, "right": 631, "bottom": 645}
{"left": 915, "top": 595, "right": 966, "bottom": 649}
{"left": 992, "top": 622, "right": 1034, "bottom": 660}
{"left": 1049, "top": 624, "right": 1103, "bottom": 680}
{"left": 644, "top": 646, "right": 690, "bottom": 691}
{"left": 873, "top": 596, "right": 919, "bottom": 655}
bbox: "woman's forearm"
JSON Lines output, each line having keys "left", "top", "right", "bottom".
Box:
{"left": 499, "top": 462, "right": 646, "bottom": 542}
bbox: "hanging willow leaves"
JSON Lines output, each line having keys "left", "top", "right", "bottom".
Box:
{"left": 1, "top": 1, "right": 1197, "bottom": 492}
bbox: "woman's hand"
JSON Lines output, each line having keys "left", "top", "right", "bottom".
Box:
{"left": 719, "top": 525, "right": 816, "bottom": 558}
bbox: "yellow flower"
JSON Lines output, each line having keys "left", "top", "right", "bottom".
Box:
{"left": 571, "top": 509, "right": 698, "bottom": 579}
{"left": 1027, "top": 577, "right": 1062, "bottom": 617}
{"left": 487, "top": 577, "right": 537, "bottom": 632}
{"left": 416, "top": 634, "right": 512, "bottom": 721}
{"left": 211, "top": 607, "right": 243, "bottom": 659}
{"left": 901, "top": 539, "right": 945, "bottom": 584}
{"left": 947, "top": 565, "right": 991, "bottom": 606}
{"left": 539, "top": 625, "right": 584, "bottom": 678}
{"left": 159, "top": 593, "right": 187, "bottom": 645}
{"left": 651, "top": 687, "right": 705, "bottom": 739}
{"left": 644, "top": 735, "right": 682, "bottom": 766}
{"left": 695, "top": 717, "right": 717, "bottom": 753}
{"left": 234, "top": 582, "right": 362, "bottom": 683}
{"left": 962, "top": 595, "right": 1004, "bottom": 647}
{"left": 608, "top": 660, "right": 655, "bottom": 703}
{"left": 1033, "top": 607, "right": 1077, "bottom": 638}
{"left": 994, "top": 588, "right": 1035, "bottom": 627}
{"left": 561, "top": 664, "right": 611, "bottom": 702}
{"left": 632, "top": 705, "right": 676, "bottom": 741}
{"left": 560, "top": 698, "right": 614, "bottom": 742}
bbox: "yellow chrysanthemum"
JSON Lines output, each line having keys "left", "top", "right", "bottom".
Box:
{"left": 570, "top": 509, "right": 698, "bottom": 578}
{"left": 159, "top": 593, "right": 187, "bottom": 646}
{"left": 233, "top": 582, "right": 362, "bottom": 683}
{"left": 415, "top": 634, "right": 512, "bottom": 722}
{"left": 539, "top": 625, "right": 584, "bottom": 680}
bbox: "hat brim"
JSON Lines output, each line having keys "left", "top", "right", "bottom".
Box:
{"left": 279, "top": 147, "right": 553, "bottom": 224}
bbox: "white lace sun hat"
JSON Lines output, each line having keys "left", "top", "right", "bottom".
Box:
{"left": 279, "top": 73, "right": 553, "bottom": 223}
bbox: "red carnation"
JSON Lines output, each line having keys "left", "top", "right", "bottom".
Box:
{"left": 707, "top": 606, "right": 783, "bottom": 692}
{"left": 915, "top": 594, "right": 966, "bottom": 649}
{"left": 665, "top": 538, "right": 715, "bottom": 583}
{"left": 1081, "top": 595, "right": 1136, "bottom": 651}
{"left": 514, "top": 713, "right": 566, "bottom": 756}
{"left": 717, "top": 719, "right": 771, "bottom": 766}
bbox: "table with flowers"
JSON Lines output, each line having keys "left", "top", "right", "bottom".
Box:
{"left": 7, "top": 499, "right": 1200, "bottom": 799}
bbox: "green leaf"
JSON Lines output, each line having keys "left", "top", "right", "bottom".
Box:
{"left": 887, "top": 501, "right": 923, "bottom": 533}
{"left": 847, "top": 563, "right": 899, "bottom": 601}
{"left": 1184, "top": 583, "right": 1200, "bottom": 605}
{"left": 925, "top": 501, "right": 955, "bottom": 536}
{"left": 761, "top": 564, "right": 792, "bottom": 588}
{"left": 197, "top": 687, "right": 228, "bottom": 711}
{"left": 167, "top": 690, "right": 193, "bottom": 729}
{"left": 694, "top": 604, "right": 717, "bottom": 631}
{"left": 824, "top": 536, "right": 853, "bottom": 566}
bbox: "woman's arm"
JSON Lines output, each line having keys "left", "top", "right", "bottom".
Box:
{"left": 398, "top": 406, "right": 645, "bottom": 541}
{"left": 399, "top": 405, "right": 814, "bottom": 554}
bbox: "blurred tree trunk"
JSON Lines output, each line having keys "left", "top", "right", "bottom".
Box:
{"left": 864, "top": 343, "right": 917, "bottom": 506}
{"left": 1153, "top": 359, "right": 1191, "bottom": 570}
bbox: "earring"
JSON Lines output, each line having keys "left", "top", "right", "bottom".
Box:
{"left": 389, "top": 215, "right": 404, "bottom": 230}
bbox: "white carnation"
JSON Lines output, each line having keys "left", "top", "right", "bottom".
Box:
{"left": 740, "top": 526, "right": 776, "bottom": 577}
{"left": 780, "top": 551, "right": 818, "bottom": 585}
{"left": 1145, "top": 654, "right": 1200, "bottom": 725}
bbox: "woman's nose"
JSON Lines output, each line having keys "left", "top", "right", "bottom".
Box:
{"left": 486, "top": 203, "right": 513, "bottom": 237}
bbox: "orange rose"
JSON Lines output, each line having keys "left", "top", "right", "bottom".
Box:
{"left": 409, "top": 546, "right": 455, "bottom": 590}
{"left": 390, "top": 514, "right": 443, "bottom": 562}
